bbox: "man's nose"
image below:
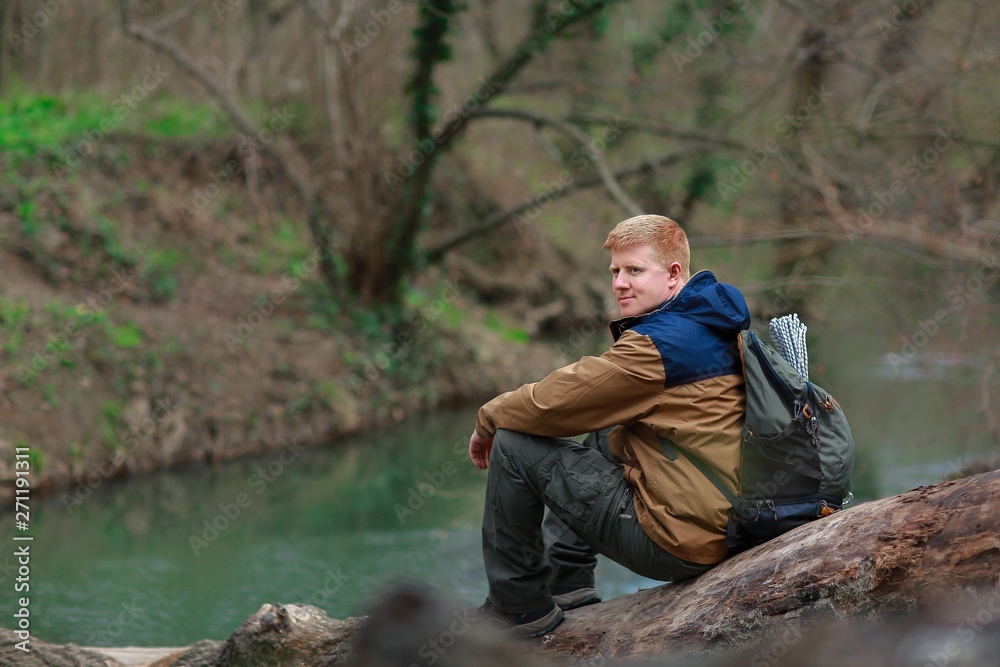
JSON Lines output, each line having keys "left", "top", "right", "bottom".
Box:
{"left": 613, "top": 273, "right": 629, "bottom": 290}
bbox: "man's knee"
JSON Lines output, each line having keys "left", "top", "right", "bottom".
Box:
{"left": 492, "top": 429, "right": 561, "bottom": 468}
{"left": 492, "top": 429, "right": 515, "bottom": 461}
{"left": 493, "top": 428, "right": 517, "bottom": 446}
{"left": 494, "top": 429, "right": 552, "bottom": 450}
{"left": 491, "top": 428, "right": 525, "bottom": 469}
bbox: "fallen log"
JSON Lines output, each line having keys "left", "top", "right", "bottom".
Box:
{"left": 0, "top": 631, "right": 117, "bottom": 667}
{"left": 541, "top": 468, "right": 1000, "bottom": 662}
{"left": 5, "top": 470, "right": 999, "bottom": 667}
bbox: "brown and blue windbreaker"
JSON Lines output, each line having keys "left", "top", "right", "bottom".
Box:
{"left": 476, "top": 270, "right": 751, "bottom": 564}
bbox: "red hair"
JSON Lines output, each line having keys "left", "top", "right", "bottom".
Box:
{"left": 603, "top": 215, "right": 691, "bottom": 280}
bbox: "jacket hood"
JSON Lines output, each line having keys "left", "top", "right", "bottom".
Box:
{"left": 611, "top": 270, "right": 750, "bottom": 341}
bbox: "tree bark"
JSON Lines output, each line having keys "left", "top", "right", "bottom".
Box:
{"left": 0, "top": 630, "right": 124, "bottom": 667}
{"left": 12, "top": 470, "right": 1000, "bottom": 667}
{"left": 540, "top": 469, "right": 1000, "bottom": 661}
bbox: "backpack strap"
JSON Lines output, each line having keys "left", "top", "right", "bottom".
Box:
{"left": 660, "top": 436, "right": 738, "bottom": 506}
{"left": 658, "top": 435, "right": 747, "bottom": 554}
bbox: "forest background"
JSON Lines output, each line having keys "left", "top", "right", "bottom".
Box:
{"left": 0, "top": 0, "right": 998, "bottom": 517}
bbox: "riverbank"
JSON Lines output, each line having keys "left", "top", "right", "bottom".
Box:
{"left": 0, "top": 243, "right": 572, "bottom": 506}
{"left": 0, "top": 125, "right": 602, "bottom": 507}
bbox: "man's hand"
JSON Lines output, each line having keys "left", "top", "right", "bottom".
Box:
{"left": 469, "top": 430, "right": 495, "bottom": 470}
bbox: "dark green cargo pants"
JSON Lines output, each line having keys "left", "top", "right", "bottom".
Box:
{"left": 482, "top": 428, "right": 711, "bottom": 614}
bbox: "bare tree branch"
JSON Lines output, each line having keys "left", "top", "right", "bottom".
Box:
{"left": 801, "top": 138, "right": 854, "bottom": 224}
{"left": 426, "top": 150, "right": 698, "bottom": 262}
{"left": 301, "top": 0, "right": 356, "bottom": 170}
{"left": 118, "top": 0, "right": 311, "bottom": 201}
{"left": 396, "top": 0, "right": 624, "bottom": 281}
{"left": 117, "top": 0, "right": 346, "bottom": 300}
{"left": 567, "top": 116, "right": 751, "bottom": 152}
{"left": 742, "top": 274, "right": 930, "bottom": 297}
{"left": 405, "top": 0, "right": 622, "bottom": 180}
{"left": 472, "top": 108, "right": 642, "bottom": 216}
{"left": 145, "top": 0, "right": 199, "bottom": 34}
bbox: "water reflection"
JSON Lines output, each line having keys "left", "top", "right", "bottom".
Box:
{"left": 10, "top": 409, "right": 657, "bottom": 646}
{"left": 8, "top": 362, "right": 997, "bottom": 647}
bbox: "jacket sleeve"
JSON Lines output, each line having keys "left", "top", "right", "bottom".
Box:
{"left": 475, "top": 330, "right": 666, "bottom": 438}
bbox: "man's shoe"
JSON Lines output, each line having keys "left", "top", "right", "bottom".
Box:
{"left": 474, "top": 599, "right": 565, "bottom": 637}
{"left": 551, "top": 586, "right": 601, "bottom": 611}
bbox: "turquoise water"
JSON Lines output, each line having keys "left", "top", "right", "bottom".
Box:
{"left": 5, "top": 360, "right": 998, "bottom": 648}
{"left": 4, "top": 409, "right": 660, "bottom": 647}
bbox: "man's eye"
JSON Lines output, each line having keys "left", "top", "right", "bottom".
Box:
{"left": 630, "top": 267, "right": 641, "bottom": 274}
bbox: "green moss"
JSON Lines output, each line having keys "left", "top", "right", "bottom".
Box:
{"left": 138, "top": 97, "right": 229, "bottom": 138}
{"left": 0, "top": 297, "right": 31, "bottom": 355}
{"left": 484, "top": 312, "right": 529, "bottom": 344}
{"left": 2, "top": 299, "right": 104, "bottom": 385}
{"left": 101, "top": 400, "right": 126, "bottom": 450}
{"left": 0, "top": 89, "right": 229, "bottom": 156}
{"left": 11, "top": 439, "right": 46, "bottom": 471}
{"left": 104, "top": 321, "right": 144, "bottom": 349}
{"left": 42, "top": 382, "right": 59, "bottom": 409}
{"left": 140, "top": 247, "right": 186, "bottom": 302}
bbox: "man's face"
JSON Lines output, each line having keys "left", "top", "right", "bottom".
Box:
{"left": 609, "top": 244, "right": 682, "bottom": 318}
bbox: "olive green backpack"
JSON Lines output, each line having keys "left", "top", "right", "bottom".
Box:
{"left": 729, "top": 328, "right": 856, "bottom": 551}
{"left": 684, "top": 321, "right": 856, "bottom": 554}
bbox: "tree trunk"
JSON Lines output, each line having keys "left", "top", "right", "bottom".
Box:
{"left": 540, "top": 469, "right": 1000, "bottom": 662}
{"left": 10, "top": 470, "right": 1000, "bottom": 667}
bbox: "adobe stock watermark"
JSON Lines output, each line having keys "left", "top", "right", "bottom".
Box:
{"left": 924, "top": 588, "right": 1000, "bottom": 667}
{"left": 14, "top": 270, "right": 133, "bottom": 385}
{"left": 672, "top": 0, "right": 754, "bottom": 72}
{"left": 413, "top": 606, "right": 505, "bottom": 665}
{"left": 383, "top": 77, "right": 500, "bottom": 191}
{"left": 877, "top": 0, "right": 931, "bottom": 40}
{"left": 218, "top": 240, "right": 340, "bottom": 352}
{"left": 213, "top": 0, "right": 243, "bottom": 20}
{"left": 188, "top": 432, "right": 309, "bottom": 556}
{"left": 885, "top": 251, "right": 999, "bottom": 372}
{"left": 6, "top": 0, "right": 73, "bottom": 53}
{"left": 301, "top": 567, "right": 351, "bottom": 609}
{"left": 845, "top": 126, "right": 959, "bottom": 242}
{"left": 716, "top": 86, "right": 834, "bottom": 201}
{"left": 177, "top": 106, "right": 297, "bottom": 221}
{"left": 554, "top": 304, "right": 616, "bottom": 365}
{"left": 339, "top": 0, "right": 405, "bottom": 62}
{"left": 394, "top": 437, "right": 467, "bottom": 523}
{"left": 52, "top": 65, "right": 171, "bottom": 179}
{"left": 61, "top": 398, "right": 178, "bottom": 514}
{"left": 762, "top": 283, "right": 799, "bottom": 319}
{"left": 84, "top": 600, "right": 146, "bottom": 647}
{"left": 512, "top": 117, "right": 629, "bottom": 235}
{"left": 348, "top": 280, "right": 463, "bottom": 393}
{"left": 750, "top": 620, "right": 804, "bottom": 667}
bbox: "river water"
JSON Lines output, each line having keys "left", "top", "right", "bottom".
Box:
{"left": 7, "top": 355, "right": 999, "bottom": 647}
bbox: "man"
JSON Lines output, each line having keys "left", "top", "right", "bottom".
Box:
{"left": 468, "top": 214, "right": 750, "bottom": 636}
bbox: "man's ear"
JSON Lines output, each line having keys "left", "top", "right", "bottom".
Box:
{"left": 667, "top": 262, "right": 684, "bottom": 284}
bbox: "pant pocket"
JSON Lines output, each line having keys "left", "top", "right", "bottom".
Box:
{"left": 541, "top": 458, "right": 608, "bottom": 529}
